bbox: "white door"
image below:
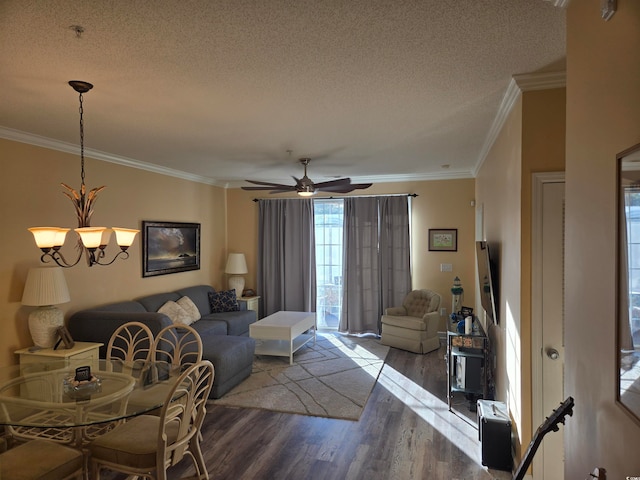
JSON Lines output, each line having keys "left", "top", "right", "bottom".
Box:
{"left": 532, "top": 174, "right": 565, "bottom": 479}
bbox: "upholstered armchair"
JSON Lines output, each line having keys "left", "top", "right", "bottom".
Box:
{"left": 380, "top": 289, "right": 442, "bottom": 354}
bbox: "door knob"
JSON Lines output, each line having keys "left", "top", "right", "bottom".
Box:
{"left": 546, "top": 348, "right": 560, "bottom": 360}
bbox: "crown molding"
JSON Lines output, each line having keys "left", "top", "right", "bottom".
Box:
{"left": 474, "top": 71, "right": 566, "bottom": 176}
{"left": 0, "top": 126, "right": 222, "bottom": 186}
{"left": 3, "top": 125, "right": 475, "bottom": 187}
{"left": 542, "top": 0, "right": 570, "bottom": 8}
{"left": 513, "top": 71, "right": 566, "bottom": 91}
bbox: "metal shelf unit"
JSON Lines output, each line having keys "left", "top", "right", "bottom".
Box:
{"left": 446, "top": 325, "right": 491, "bottom": 411}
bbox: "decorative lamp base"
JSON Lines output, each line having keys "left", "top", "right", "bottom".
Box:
{"left": 228, "top": 275, "right": 245, "bottom": 298}
{"left": 28, "top": 306, "right": 64, "bottom": 348}
{"left": 452, "top": 294, "right": 462, "bottom": 315}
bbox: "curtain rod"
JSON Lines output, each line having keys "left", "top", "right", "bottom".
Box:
{"left": 252, "top": 193, "right": 417, "bottom": 202}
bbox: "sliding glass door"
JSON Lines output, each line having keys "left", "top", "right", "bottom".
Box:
{"left": 314, "top": 199, "right": 344, "bottom": 330}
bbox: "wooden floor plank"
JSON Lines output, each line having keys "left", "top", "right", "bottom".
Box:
{"left": 103, "top": 342, "right": 512, "bottom": 480}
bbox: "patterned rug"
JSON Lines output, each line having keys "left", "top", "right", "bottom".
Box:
{"left": 210, "top": 332, "right": 389, "bottom": 420}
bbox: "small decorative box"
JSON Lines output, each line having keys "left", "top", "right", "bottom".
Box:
{"left": 63, "top": 375, "right": 102, "bottom": 399}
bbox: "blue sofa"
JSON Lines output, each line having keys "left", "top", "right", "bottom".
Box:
{"left": 68, "top": 285, "right": 256, "bottom": 398}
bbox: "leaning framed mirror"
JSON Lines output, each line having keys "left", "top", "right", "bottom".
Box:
{"left": 617, "top": 142, "right": 640, "bottom": 423}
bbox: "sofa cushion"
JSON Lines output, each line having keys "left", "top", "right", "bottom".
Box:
{"left": 158, "top": 300, "right": 193, "bottom": 326}
{"left": 208, "top": 290, "right": 239, "bottom": 313}
{"left": 90, "top": 301, "right": 148, "bottom": 313}
{"left": 176, "top": 296, "right": 201, "bottom": 323}
{"left": 137, "top": 292, "right": 181, "bottom": 313}
{"left": 190, "top": 318, "right": 228, "bottom": 336}
{"left": 175, "top": 285, "right": 215, "bottom": 317}
{"left": 200, "top": 335, "right": 256, "bottom": 398}
{"left": 204, "top": 310, "right": 256, "bottom": 336}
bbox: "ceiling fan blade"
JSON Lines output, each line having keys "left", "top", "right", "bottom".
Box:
{"left": 244, "top": 179, "right": 294, "bottom": 188}
{"left": 241, "top": 185, "right": 296, "bottom": 191}
{"left": 243, "top": 158, "right": 373, "bottom": 195}
{"left": 317, "top": 182, "right": 373, "bottom": 193}
{"left": 313, "top": 178, "right": 352, "bottom": 189}
{"left": 350, "top": 183, "right": 373, "bottom": 190}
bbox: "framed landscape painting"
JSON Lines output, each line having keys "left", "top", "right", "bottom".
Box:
{"left": 428, "top": 229, "right": 458, "bottom": 252}
{"left": 142, "top": 221, "right": 201, "bottom": 277}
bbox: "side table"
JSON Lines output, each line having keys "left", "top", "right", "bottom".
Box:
{"left": 239, "top": 296, "right": 260, "bottom": 318}
{"left": 15, "top": 342, "right": 103, "bottom": 370}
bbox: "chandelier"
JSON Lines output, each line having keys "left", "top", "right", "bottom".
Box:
{"left": 28, "top": 81, "right": 139, "bottom": 267}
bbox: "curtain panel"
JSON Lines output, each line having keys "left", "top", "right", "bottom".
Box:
{"left": 340, "top": 196, "right": 411, "bottom": 334}
{"left": 257, "top": 199, "right": 316, "bottom": 317}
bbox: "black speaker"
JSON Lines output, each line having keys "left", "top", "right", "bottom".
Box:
{"left": 477, "top": 400, "right": 512, "bottom": 471}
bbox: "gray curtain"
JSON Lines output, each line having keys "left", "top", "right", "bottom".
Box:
{"left": 379, "top": 196, "right": 412, "bottom": 315}
{"left": 340, "top": 196, "right": 411, "bottom": 334}
{"left": 257, "top": 199, "right": 316, "bottom": 317}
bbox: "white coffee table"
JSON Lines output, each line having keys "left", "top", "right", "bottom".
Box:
{"left": 250, "top": 311, "right": 317, "bottom": 364}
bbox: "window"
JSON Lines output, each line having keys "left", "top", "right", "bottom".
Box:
{"left": 314, "top": 199, "right": 344, "bottom": 330}
{"left": 625, "top": 189, "right": 640, "bottom": 347}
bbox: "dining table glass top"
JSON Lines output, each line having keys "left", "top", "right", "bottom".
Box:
{"left": 0, "top": 359, "right": 183, "bottom": 428}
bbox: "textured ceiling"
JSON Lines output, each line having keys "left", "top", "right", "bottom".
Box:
{"left": 0, "top": 1, "right": 565, "bottom": 187}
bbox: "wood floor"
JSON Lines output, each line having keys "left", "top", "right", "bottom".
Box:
{"left": 109, "top": 341, "right": 512, "bottom": 480}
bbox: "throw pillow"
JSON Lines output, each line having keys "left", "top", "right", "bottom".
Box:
{"left": 208, "top": 290, "right": 239, "bottom": 313}
{"left": 158, "top": 300, "right": 193, "bottom": 326}
{"left": 177, "top": 296, "right": 201, "bottom": 323}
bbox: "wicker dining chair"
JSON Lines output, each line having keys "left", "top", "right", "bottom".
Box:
{"left": 126, "top": 324, "right": 204, "bottom": 415}
{"left": 89, "top": 360, "right": 214, "bottom": 480}
{"left": 153, "top": 324, "right": 203, "bottom": 369}
{"left": 106, "top": 321, "right": 155, "bottom": 365}
{"left": 0, "top": 438, "right": 84, "bottom": 479}
{"left": 82, "top": 321, "right": 155, "bottom": 442}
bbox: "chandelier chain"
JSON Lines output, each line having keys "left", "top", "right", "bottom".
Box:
{"left": 78, "top": 91, "right": 85, "bottom": 187}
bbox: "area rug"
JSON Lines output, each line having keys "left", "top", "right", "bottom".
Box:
{"left": 210, "top": 332, "right": 389, "bottom": 420}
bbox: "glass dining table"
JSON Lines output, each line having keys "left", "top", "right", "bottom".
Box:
{"left": 0, "top": 359, "right": 183, "bottom": 447}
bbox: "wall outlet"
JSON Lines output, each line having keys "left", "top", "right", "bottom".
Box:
{"left": 440, "top": 307, "right": 447, "bottom": 317}
{"left": 440, "top": 263, "right": 453, "bottom": 272}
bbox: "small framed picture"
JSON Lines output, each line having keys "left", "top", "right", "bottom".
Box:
{"left": 461, "top": 306, "right": 474, "bottom": 317}
{"left": 55, "top": 326, "right": 75, "bottom": 350}
{"left": 428, "top": 229, "right": 458, "bottom": 252}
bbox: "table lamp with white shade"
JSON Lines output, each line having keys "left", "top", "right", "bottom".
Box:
{"left": 21, "top": 266, "right": 70, "bottom": 348}
{"left": 225, "top": 253, "right": 248, "bottom": 297}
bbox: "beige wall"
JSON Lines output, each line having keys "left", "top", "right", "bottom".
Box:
{"left": 475, "top": 85, "right": 566, "bottom": 461}
{"left": 0, "top": 138, "right": 227, "bottom": 366}
{"left": 476, "top": 95, "right": 524, "bottom": 443}
{"left": 565, "top": 2, "right": 640, "bottom": 478}
{"left": 227, "top": 178, "right": 477, "bottom": 328}
{"left": 2, "top": 136, "right": 477, "bottom": 367}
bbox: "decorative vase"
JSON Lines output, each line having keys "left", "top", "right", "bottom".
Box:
{"left": 28, "top": 306, "right": 64, "bottom": 348}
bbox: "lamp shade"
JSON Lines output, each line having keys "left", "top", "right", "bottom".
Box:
{"left": 225, "top": 253, "right": 248, "bottom": 274}
{"left": 21, "top": 267, "right": 70, "bottom": 306}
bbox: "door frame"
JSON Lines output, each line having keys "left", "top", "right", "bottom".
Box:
{"left": 531, "top": 171, "right": 565, "bottom": 478}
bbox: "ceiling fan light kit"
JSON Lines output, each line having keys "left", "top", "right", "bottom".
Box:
{"left": 242, "top": 157, "right": 372, "bottom": 196}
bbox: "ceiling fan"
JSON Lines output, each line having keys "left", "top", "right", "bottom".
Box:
{"left": 241, "top": 158, "right": 372, "bottom": 197}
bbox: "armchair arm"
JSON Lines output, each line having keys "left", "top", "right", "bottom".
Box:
{"left": 422, "top": 311, "right": 441, "bottom": 336}
{"left": 384, "top": 306, "right": 407, "bottom": 316}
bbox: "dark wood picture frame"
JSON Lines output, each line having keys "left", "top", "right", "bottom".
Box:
{"left": 142, "top": 221, "right": 201, "bottom": 277}
{"left": 55, "top": 326, "right": 75, "bottom": 350}
{"left": 428, "top": 228, "right": 458, "bottom": 252}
